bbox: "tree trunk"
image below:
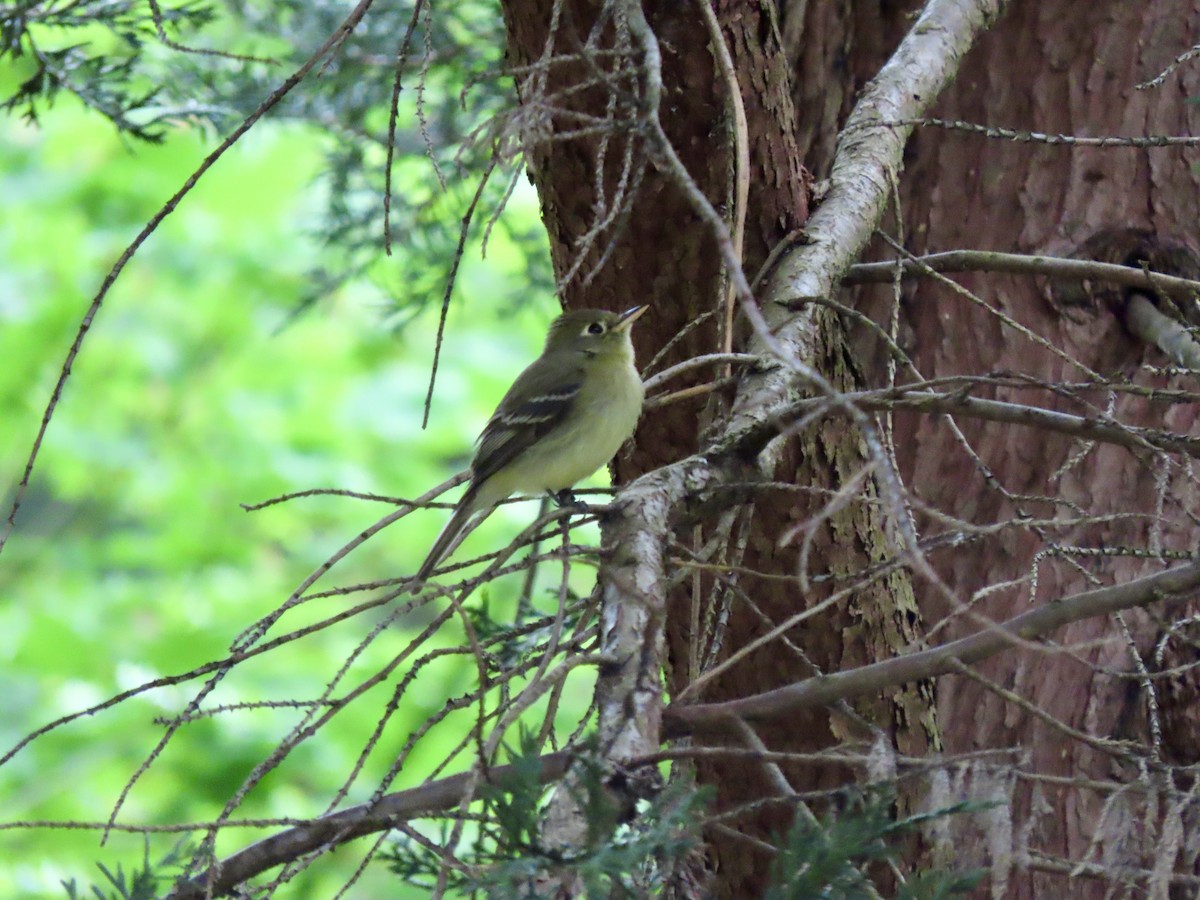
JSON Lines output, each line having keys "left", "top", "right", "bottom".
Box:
{"left": 871, "top": 2, "right": 1200, "bottom": 896}
{"left": 503, "top": 0, "right": 1200, "bottom": 896}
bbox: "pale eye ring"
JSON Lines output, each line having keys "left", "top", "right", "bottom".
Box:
{"left": 586, "top": 322, "right": 605, "bottom": 335}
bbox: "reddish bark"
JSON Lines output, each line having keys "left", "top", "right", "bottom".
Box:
{"left": 803, "top": 0, "right": 1200, "bottom": 895}
{"left": 503, "top": 0, "right": 1200, "bottom": 895}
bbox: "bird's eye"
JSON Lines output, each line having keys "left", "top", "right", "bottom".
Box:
{"left": 586, "top": 322, "right": 605, "bottom": 335}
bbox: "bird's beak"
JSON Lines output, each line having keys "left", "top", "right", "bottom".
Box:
{"left": 615, "top": 305, "right": 649, "bottom": 331}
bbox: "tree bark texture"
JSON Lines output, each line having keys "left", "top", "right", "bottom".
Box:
{"left": 504, "top": 0, "right": 1200, "bottom": 896}
{"left": 787, "top": 0, "right": 1200, "bottom": 896}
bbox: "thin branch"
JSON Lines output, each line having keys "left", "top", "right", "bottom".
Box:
{"left": 0, "top": 0, "right": 379, "bottom": 558}
{"left": 842, "top": 249, "right": 1200, "bottom": 304}
{"left": 850, "top": 389, "right": 1200, "bottom": 460}
{"left": 1126, "top": 293, "right": 1200, "bottom": 369}
{"left": 641, "top": 352, "right": 762, "bottom": 393}
{"left": 693, "top": 0, "right": 748, "bottom": 374}
{"left": 1027, "top": 851, "right": 1200, "bottom": 888}
{"left": 664, "top": 558, "right": 1200, "bottom": 734}
{"left": 382, "top": 0, "right": 428, "bottom": 254}
{"left": 421, "top": 151, "right": 501, "bottom": 428}
{"left": 146, "top": 0, "right": 277, "bottom": 63}
{"left": 865, "top": 117, "right": 1200, "bottom": 148}
{"left": 716, "top": 372, "right": 1200, "bottom": 484}
{"left": 165, "top": 753, "right": 573, "bottom": 900}
{"left": 1137, "top": 42, "right": 1200, "bottom": 90}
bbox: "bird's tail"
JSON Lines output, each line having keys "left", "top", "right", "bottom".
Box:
{"left": 416, "top": 486, "right": 482, "bottom": 581}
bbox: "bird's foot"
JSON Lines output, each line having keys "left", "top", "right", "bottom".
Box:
{"left": 551, "top": 489, "right": 588, "bottom": 512}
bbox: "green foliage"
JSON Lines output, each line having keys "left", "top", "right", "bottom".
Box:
{"left": 1, "top": 2, "right": 584, "bottom": 898}
{"left": 61, "top": 837, "right": 196, "bottom": 900}
{"left": 249, "top": 0, "right": 555, "bottom": 319}
{"left": 468, "top": 582, "right": 594, "bottom": 675}
{"left": 765, "top": 787, "right": 986, "bottom": 900}
{"left": 0, "top": 78, "right": 558, "bottom": 900}
{"left": 0, "top": 0, "right": 218, "bottom": 140}
{"left": 1, "top": 0, "right": 553, "bottom": 317}
{"left": 0, "top": 4, "right": 994, "bottom": 899}
{"left": 385, "top": 736, "right": 708, "bottom": 898}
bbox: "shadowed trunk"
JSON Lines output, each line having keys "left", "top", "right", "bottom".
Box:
{"left": 504, "top": 0, "right": 1200, "bottom": 896}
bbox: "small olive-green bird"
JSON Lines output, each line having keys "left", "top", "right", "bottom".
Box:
{"left": 417, "top": 305, "right": 648, "bottom": 580}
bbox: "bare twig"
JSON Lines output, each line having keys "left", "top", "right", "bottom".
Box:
{"left": 0, "top": 0, "right": 380, "bottom": 558}
{"left": 665, "top": 558, "right": 1200, "bottom": 734}
{"left": 843, "top": 249, "right": 1200, "bottom": 304}
{"left": 165, "top": 753, "right": 573, "bottom": 900}
{"left": 861, "top": 117, "right": 1200, "bottom": 148}
{"left": 693, "top": 0, "right": 749, "bottom": 374}
{"left": 382, "top": 0, "right": 428, "bottom": 254}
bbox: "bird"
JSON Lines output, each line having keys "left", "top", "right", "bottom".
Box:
{"left": 416, "top": 305, "right": 648, "bottom": 580}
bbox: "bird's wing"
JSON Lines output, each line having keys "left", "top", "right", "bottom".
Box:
{"left": 471, "top": 350, "right": 583, "bottom": 485}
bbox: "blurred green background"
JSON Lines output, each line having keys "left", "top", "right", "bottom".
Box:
{"left": 0, "top": 93, "right": 601, "bottom": 897}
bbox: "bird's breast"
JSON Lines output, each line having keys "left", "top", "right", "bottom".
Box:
{"left": 496, "top": 359, "right": 643, "bottom": 495}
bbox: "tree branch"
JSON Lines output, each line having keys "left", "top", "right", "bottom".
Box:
{"left": 827, "top": 389, "right": 1200, "bottom": 460}
{"left": 843, "top": 249, "right": 1200, "bottom": 305}
{"left": 762, "top": 0, "right": 1008, "bottom": 308}
{"left": 728, "top": 0, "right": 1010, "bottom": 582}
{"left": 663, "top": 559, "right": 1200, "bottom": 735}
{"left": 164, "top": 752, "right": 572, "bottom": 900}
{"left": 0, "top": 0, "right": 380, "bottom": 558}
{"left": 164, "top": 551, "right": 1200, "bottom": 898}
{"left": 1126, "top": 293, "right": 1200, "bottom": 369}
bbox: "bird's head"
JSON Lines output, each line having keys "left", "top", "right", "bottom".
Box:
{"left": 543, "top": 305, "right": 648, "bottom": 357}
